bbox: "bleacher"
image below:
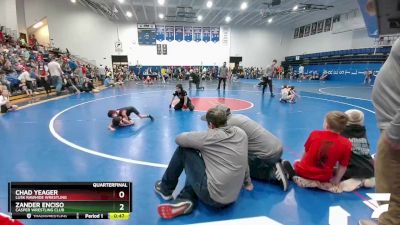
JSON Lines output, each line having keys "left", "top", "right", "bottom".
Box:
{"left": 0, "top": 24, "right": 103, "bottom": 110}
{"left": 284, "top": 46, "right": 391, "bottom": 66}
{"left": 281, "top": 46, "right": 393, "bottom": 83}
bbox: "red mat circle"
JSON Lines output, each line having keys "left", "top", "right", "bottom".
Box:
{"left": 188, "top": 97, "right": 254, "bottom": 112}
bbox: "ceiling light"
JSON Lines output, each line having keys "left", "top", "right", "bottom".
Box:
{"left": 126, "top": 11, "right": 132, "bottom": 18}
{"left": 70, "top": 0, "right": 76, "bottom": 3}
{"left": 158, "top": 0, "right": 165, "bottom": 6}
{"left": 293, "top": 5, "right": 298, "bottom": 11}
{"left": 206, "top": 1, "right": 213, "bottom": 8}
{"left": 33, "top": 21, "right": 43, "bottom": 29}
{"left": 225, "top": 16, "right": 231, "bottom": 23}
{"left": 118, "top": 0, "right": 124, "bottom": 3}
{"left": 268, "top": 17, "right": 273, "bottom": 23}
{"left": 159, "top": 13, "right": 165, "bottom": 19}
{"left": 197, "top": 15, "right": 203, "bottom": 21}
{"left": 240, "top": 2, "right": 248, "bottom": 10}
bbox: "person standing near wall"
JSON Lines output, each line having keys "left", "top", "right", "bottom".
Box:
{"left": 359, "top": 38, "right": 400, "bottom": 225}
{"left": 298, "top": 64, "right": 305, "bottom": 80}
{"left": 217, "top": 62, "right": 228, "bottom": 90}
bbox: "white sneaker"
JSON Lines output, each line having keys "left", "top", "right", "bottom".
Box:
{"left": 274, "top": 162, "right": 289, "bottom": 191}
{"left": 362, "top": 178, "right": 376, "bottom": 188}
{"left": 340, "top": 178, "right": 363, "bottom": 192}
{"left": 359, "top": 219, "right": 378, "bottom": 225}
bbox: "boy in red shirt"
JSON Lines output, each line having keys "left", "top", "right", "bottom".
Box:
{"left": 284, "top": 111, "right": 352, "bottom": 192}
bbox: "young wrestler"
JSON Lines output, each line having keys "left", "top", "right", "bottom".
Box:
{"left": 340, "top": 109, "right": 375, "bottom": 191}
{"left": 169, "top": 84, "right": 195, "bottom": 111}
{"left": 280, "top": 85, "right": 297, "bottom": 103}
{"left": 288, "top": 86, "right": 298, "bottom": 103}
{"left": 280, "top": 85, "right": 290, "bottom": 103}
{"left": 284, "top": 111, "right": 352, "bottom": 193}
{"left": 107, "top": 106, "right": 153, "bottom": 131}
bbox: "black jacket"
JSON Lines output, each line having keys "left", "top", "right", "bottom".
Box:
{"left": 341, "top": 124, "right": 374, "bottom": 179}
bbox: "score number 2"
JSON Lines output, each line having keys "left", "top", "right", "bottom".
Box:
{"left": 118, "top": 191, "right": 126, "bottom": 211}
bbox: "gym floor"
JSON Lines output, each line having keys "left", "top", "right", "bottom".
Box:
{"left": 0, "top": 79, "right": 378, "bottom": 225}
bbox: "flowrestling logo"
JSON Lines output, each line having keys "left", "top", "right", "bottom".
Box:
{"left": 364, "top": 193, "right": 391, "bottom": 219}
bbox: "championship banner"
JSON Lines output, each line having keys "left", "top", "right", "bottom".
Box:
{"left": 202, "top": 27, "right": 211, "bottom": 43}
{"left": 193, "top": 27, "right": 202, "bottom": 42}
{"left": 184, "top": 26, "right": 193, "bottom": 42}
{"left": 210, "top": 27, "right": 220, "bottom": 43}
{"left": 156, "top": 25, "right": 165, "bottom": 41}
{"left": 165, "top": 26, "right": 174, "bottom": 42}
{"left": 175, "top": 26, "right": 183, "bottom": 42}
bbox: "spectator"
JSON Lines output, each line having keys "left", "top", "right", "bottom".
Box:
{"left": 204, "top": 105, "right": 289, "bottom": 191}
{"left": 47, "top": 57, "right": 63, "bottom": 95}
{"left": 0, "top": 70, "right": 11, "bottom": 92}
{"left": 0, "top": 26, "right": 5, "bottom": 43}
{"left": 104, "top": 75, "right": 115, "bottom": 87}
{"left": 18, "top": 66, "right": 34, "bottom": 97}
{"left": 286, "top": 111, "right": 352, "bottom": 193}
{"left": 80, "top": 78, "right": 99, "bottom": 93}
{"left": 154, "top": 107, "right": 248, "bottom": 219}
{"left": 360, "top": 38, "right": 400, "bottom": 225}
{"left": 340, "top": 109, "right": 375, "bottom": 192}
{"left": 298, "top": 64, "right": 305, "bottom": 79}
{"left": 0, "top": 89, "right": 17, "bottom": 113}
{"left": 28, "top": 34, "right": 37, "bottom": 50}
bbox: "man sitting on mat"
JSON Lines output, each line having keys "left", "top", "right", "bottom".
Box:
{"left": 154, "top": 107, "right": 248, "bottom": 219}
{"left": 107, "top": 106, "right": 153, "bottom": 131}
{"left": 203, "top": 105, "right": 289, "bottom": 191}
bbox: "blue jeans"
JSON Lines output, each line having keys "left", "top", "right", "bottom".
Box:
{"left": 161, "top": 147, "right": 227, "bottom": 209}
{"left": 52, "top": 76, "right": 62, "bottom": 94}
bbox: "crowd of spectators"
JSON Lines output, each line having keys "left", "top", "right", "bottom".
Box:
{"left": 0, "top": 27, "right": 105, "bottom": 113}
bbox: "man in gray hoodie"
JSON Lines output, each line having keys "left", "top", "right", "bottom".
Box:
{"left": 360, "top": 38, "right": 400, "bottom": 225}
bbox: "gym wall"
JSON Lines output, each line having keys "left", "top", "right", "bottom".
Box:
{"left": 23, "top": 0, "right": 286, "bottom": 68}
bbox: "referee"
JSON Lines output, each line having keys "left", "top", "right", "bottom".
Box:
{"left": 261, "top": 59, "right": 277, "bottom": 97}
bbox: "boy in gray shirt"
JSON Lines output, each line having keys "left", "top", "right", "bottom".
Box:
{"left": 155, "top": 107, "right": 248, "bottom": 219}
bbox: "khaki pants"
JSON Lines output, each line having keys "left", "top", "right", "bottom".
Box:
{"left": 376, "top": 133, "right": 400, "bottom": 225}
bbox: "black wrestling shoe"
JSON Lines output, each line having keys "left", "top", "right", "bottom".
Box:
{"left": 274, "top": 162, "right": 289, "bottom": 191}
{"left": 282, "top": 160, "right": 295, "bottom": 180}
{"left": 154, "top": 180, "right": 173, "bottom": 201}
{"left": 148, "top": 114, "right": 154, "bottom": 121}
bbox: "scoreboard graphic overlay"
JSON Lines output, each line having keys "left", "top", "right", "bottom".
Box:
{"left": 8, "top": 182, "right": 132, "bottom": 220}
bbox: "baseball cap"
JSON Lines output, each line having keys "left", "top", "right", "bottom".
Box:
{"left": 201, "top": 104, "right": 231, "bottom": 121}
